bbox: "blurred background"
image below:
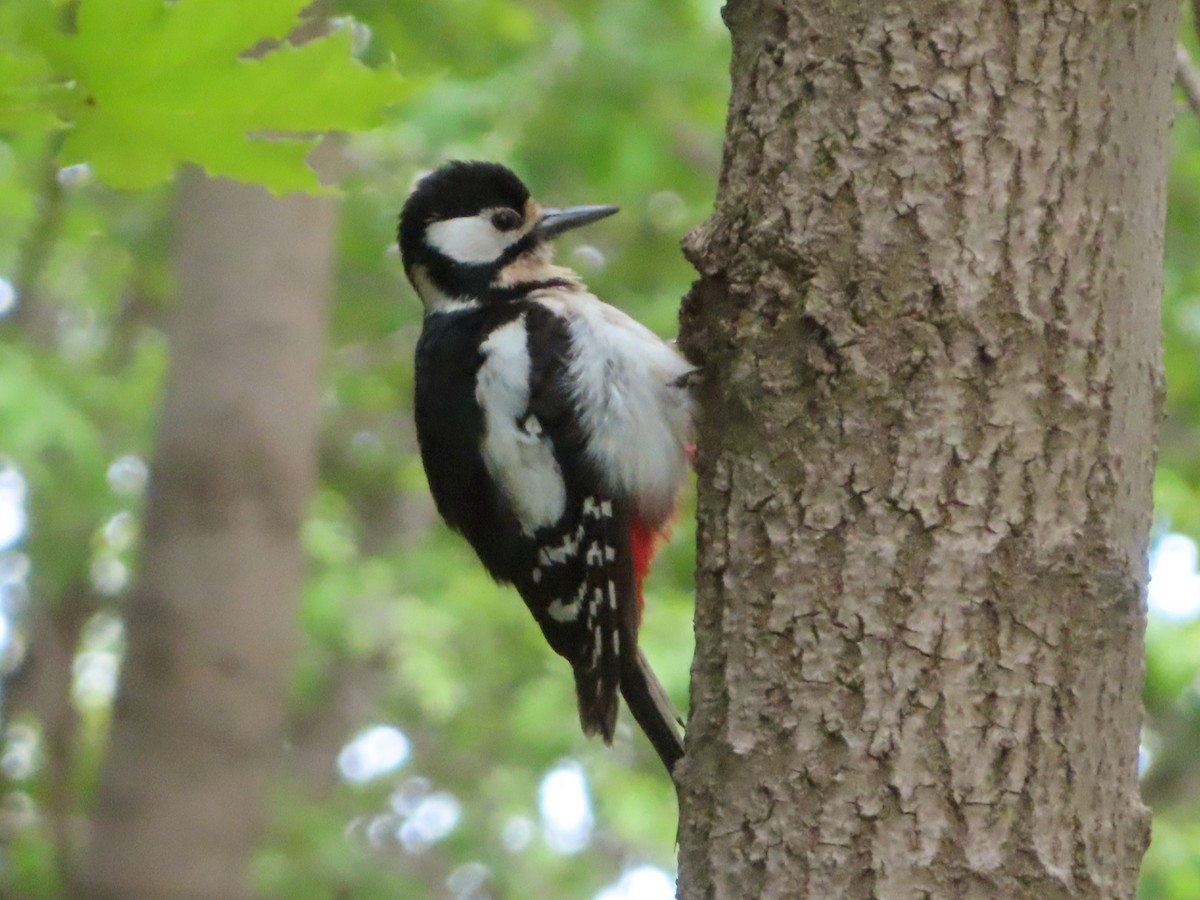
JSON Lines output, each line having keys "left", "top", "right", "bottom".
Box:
{"left": 0, "top": 1, "right": 1198, "bottom": 898}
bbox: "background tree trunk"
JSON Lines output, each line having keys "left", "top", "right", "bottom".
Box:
{"left": 677, "top": 2, "right": 1175, "bottom": 897}
{"left": 71, "top": 171, "right": 335, "bottom": 899}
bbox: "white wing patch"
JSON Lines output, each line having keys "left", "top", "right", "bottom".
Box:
{"left": 476, "top": 316, "right": 566, "bottom": 534}
{"left": 533, "top": 291, "right": 694, "bottom": 527}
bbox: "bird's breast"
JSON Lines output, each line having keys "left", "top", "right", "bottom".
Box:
{"left": 532, "top": 291, "right": 695, "bottom": 525}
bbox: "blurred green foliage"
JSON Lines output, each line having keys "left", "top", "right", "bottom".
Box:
{"left": 0, "top": 2, "right": 1198, "bottom": 898}
{"left": 1141, "top": 21, "right": 1200, "bottom": 898}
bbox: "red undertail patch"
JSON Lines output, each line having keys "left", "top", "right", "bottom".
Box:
{"left": 630, "top": 446, "right": 693, "bottom": 619}
{"left": 629, "top": 516, "right": 673, "bottom": 620}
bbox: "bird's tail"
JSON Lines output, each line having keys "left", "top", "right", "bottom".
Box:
{"left": 621, "top": 648, "right": 684, "bottom": 775}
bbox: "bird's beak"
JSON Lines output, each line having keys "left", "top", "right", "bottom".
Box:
{"left": 531, "top": 205, "right": 619, "bottom": 241}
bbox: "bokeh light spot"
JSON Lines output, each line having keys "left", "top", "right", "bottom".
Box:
{"left": 107, "top": 455, "right": 149, "bottom": 495}
{"left": 501, "top": 815, "right": 535, "bottom": 853}
{"left": 538, "top": 761, "right": 593, "bottom": 854}
{"left": 0, "top": 461, "right": 28, "bottom": 551}
{"left": 399, "top": 791, "right": 461, "bottom": 853}
{"left": 596, "top": 865, "right": 676, "bottom": 900}
{"left": 446, "top": 860, "right": 490, "bottom": 899}
{"left": 646, "top": 191, "right": 686, "bottom": 232}
{"left": 90, "top": 556, "right": 129, "bottom": 595}
{"left": 571, "top": 244, "right": 607, "bottom": 272}
{"left": 56, "top": 163, "right": 93, "bottom": 187}
{"left": 1148, "top": 533, "right": 1200, "bottom": 621}
{"left": 0, "top": 551, "right": 30, "bottom": 585}
{"left": 338, "top": 724, "right": 411, "bottom": 783}
{"left": 1, "top": 721, "right": 39, "bottom": 781}
{"left": 0, "top": 278, "right": 15, "bottom": 318}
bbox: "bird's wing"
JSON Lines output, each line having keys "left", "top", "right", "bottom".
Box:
{"left": 510, "top": 302, "right": 631, "bottom": 742}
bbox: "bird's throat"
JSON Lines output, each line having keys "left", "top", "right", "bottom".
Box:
{"left": 493, "top": 244, "right": 581, "bottom": 292}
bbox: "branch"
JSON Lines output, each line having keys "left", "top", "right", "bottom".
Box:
{"left": 1177, "top": 42, "right": 1200, "bottom": 118}
{"left": 3, "top": 135, "right": 66, "bottom": 338}
{"left": 1140, "top": 704, "right": 1200, "bottom": 811}
{"left": 2, "top": 585, "right": 93, "bottom": 887}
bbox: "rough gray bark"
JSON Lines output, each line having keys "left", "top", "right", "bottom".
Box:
{"left": 71, "top": 171, "right": 334, "bottom": 899}
{"left": 676, "top": 2, "right": 1175, "bottom": 898}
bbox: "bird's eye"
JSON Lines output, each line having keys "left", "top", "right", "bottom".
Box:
{"left": 491, "top": 209, "right": 523, "bottom": 232}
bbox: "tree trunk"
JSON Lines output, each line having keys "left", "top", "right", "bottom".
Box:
{"left": 676, "top": 2, "right": 1175, "bottom": 898}
{"left": 71, "top": 171, "right": 334, "bottom": 899}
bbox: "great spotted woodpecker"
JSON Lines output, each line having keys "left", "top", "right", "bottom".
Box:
{"left": 399, "top": 161, "right": 693, "bottom": 773}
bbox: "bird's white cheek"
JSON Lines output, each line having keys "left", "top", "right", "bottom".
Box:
{"left": 426, "top": 215, "right": 516, "bottom": 264}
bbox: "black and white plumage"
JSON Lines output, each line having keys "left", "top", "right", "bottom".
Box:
{"left": 400, "top": 161, "right": 693, "bottom": 773}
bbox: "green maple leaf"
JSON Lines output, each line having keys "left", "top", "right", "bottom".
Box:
{"left": 53, "top": 0, "right": 408, "bottom": 192}
{"left": 0, "top": 0, "right": 72, "bottom": 132}
{"left": 0, "top": 51, "right": 67, "bottom": 132}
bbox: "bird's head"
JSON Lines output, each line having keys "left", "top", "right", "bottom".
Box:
{"left": 398, "top": 161, "right": 617, "bottom": 312}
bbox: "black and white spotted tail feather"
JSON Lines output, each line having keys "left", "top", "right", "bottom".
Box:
{"left": 569, "top": 496, "right": 624, "bottom": 741}
{"left": 537, "top": 495, "right": 683, "bottom": 774}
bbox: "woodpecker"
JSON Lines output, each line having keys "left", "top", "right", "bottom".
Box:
{"left": 399, "top": 161, "right": 693, "bottom": 774}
